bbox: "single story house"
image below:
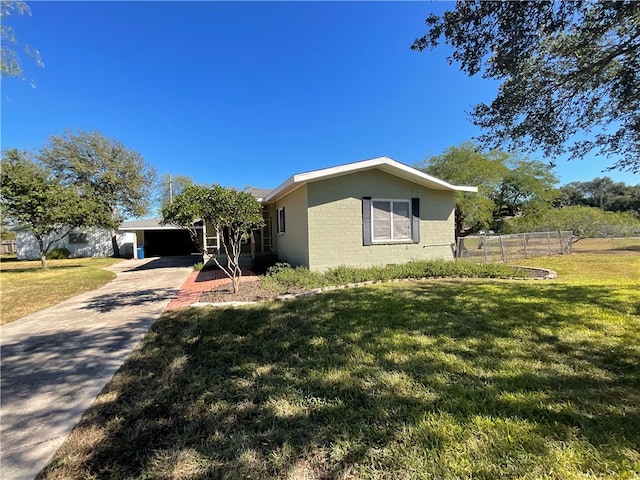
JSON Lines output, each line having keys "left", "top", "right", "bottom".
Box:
{"left": 255, "top": 156, "right": 476, "bottom": 271}
{"left": 16, "top": 157, "right": 476, "bottom": 269}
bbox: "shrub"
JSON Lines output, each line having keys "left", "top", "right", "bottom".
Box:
{"left": 46, "top": 247, "right": 71, "bottom": 260}
{"left": 261, "top": 259, "right": 524, "bottom": 294}
{"left": 503, "top": 206, "right": 640, "bottom": 237}
{"left": 261, "top": 262, "right": 326, "bottom": 294}
{"left": 193, "top": 262, "right": 204, "bottom": 271}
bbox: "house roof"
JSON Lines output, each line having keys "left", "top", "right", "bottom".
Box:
{"left": 264, "top": 156, "right": 478, "bottom": 202}
{"left": 244, "top": 187, "right": 275, "bottom": 202}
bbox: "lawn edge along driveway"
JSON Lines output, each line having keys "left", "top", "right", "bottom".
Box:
{"left": 0, "top": 257, "right": 194, "bottom": 480}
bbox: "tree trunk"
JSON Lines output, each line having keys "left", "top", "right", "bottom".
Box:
{"left": 212, "top": 228, "right": 244, "bottom": 294}
{"left": 37, "top": 238, "right": 48, "bottom": 269}
{"left": 110, "top": 229, "right": 121, "bottom": 258}
{"left": 455, "top": 205, "right": 465, "bottom": 240}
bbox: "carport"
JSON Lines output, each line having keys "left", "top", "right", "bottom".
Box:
{"left": 119, "top": 218, "right": 202, "bottom": 258}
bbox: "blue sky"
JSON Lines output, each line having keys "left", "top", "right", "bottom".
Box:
{"left": 2, "top": 1, "right": 638, "bottom": 191}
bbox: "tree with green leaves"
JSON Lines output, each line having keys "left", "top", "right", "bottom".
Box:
{"left": 162, "top": 185, "right": 264, "bottom": 293}
{"left": 412, "top": 1, "right": 640, "bottom": 173}
{"left": 0, "top": 149, "right": 109, "bottom": 268}
{"left": 1, "top": 0, "right": 43, "bottom": 80}
{"left": 492, "top": 159, "right": 560, "bottom": 225}
{"left": 416, "top": 142, "right": 559, "bottom": 237}
{"left": 503, "top": 206, "right": 640, "bottom": 239}
{"left": 557, "top": 177, "right": 640, "bottom": 216}
{"left": 159, "top": 184, "right": 207, "bottom": 253}
{"left": 39, "top": 130, "right": 156, "bottom": 257}
{"left": 417, "top": 143, "right": 508, "bottom": 237}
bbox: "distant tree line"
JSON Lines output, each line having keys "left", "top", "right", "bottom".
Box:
{"left": 418, "top": 142, "right": 640, "bottom": 239}
{"left": 556, "top": 178, "right": 640, "bottom": 217}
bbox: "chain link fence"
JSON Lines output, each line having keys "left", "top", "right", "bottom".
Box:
{"left": 456, "top": 231, "right": 573, "bottom": 263}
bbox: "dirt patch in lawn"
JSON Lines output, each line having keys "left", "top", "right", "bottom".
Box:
{"left": 571, "top": 237, "right": 640, "bottom": 256}
{"left": 199, "top": 280, "right": 280, "bottom": 303}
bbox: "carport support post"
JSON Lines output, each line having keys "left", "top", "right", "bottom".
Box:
{"left": 202, "top": 221, "right": 209, "bottom": 264}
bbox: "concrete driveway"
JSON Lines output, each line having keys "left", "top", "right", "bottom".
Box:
{"left": 0, "top": 257, "right": 195, "bottom": 480}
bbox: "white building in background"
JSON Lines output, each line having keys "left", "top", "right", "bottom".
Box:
{"left": 15, "top": 227, "right": 136, "bottom": 260}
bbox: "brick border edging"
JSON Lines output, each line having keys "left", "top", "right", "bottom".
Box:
{"left": 510, "top": 266, "right": 558, "bottom": 280}
{"left": 190, "top": 267, "right": 558, "bottom": 308}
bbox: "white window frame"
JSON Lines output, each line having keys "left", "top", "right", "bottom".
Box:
{"left": 371, "top": 198, "right": 412, "bottom": 243}
{"left": 277, "top": 207, "right": 286, "bottom": 235}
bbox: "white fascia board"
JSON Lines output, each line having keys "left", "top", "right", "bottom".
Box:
{"left": 450, "top": 185, "right": 478, "bottom": 193}
{"left": 264, "top": 175, "right": 298, "bottom": 203}
{"left": 375, "top": 158, "right": 478, "bottom": 192}
{"left": 264, "top": 156, "right": 478, "bottom": 202}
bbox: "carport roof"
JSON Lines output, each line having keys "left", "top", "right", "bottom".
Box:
{"left": 119, "top": 218, "right": 200, "bottom": 231}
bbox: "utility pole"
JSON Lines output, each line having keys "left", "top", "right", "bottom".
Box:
{"left": 169, "top": 174, "right": 173, "bottom": 204}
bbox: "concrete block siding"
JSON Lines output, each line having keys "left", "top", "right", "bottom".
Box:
{"left": 275, "top": 169, "right": 456, "bottom": 272}
{"left": 274, "top": 184, "right": 310, "bottom": 268}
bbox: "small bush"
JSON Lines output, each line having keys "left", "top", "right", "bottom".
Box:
{"left": 193, "top": 262, "right": 204, "bottom": 271}
{"left": 262, "top": 262, "right": 326, "bottom": 294}
{"left": 46, "top": 247, "right": 71, "bottom": 260}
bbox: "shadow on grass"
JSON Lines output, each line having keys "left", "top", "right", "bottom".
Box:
{"left": 39, "top": 281, "right": 640, "bottom": 479}
{"left": 0, "top": 264, "right": 84, "bottom": 273}
{"left": 616, "top": 245, "right": 640, "bottom": 252}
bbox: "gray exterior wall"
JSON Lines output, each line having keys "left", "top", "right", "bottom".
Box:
{"left": 277, "top": 169, "right": 456, "bottom": 271}
{"left": 16, "top": 228, "right": 135, "bottom": 260}
{"left": 273, "top": 184, "right": 309, "bottom": 267}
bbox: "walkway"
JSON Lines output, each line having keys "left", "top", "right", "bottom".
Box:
{"left": 166, "top": 268, "right": 259, "bottom": 309}
{"left": 0, "top": 257, "right": 194, "bottom": 480}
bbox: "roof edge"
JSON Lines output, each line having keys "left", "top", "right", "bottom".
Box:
{"left": 264, "top": 156, "right": 477, "bottom": 201}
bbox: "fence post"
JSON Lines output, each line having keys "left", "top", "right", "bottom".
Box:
{"left": 569, "top": 231, "right": 573, "bottom": 254}
{"left": 483, "top": 235, "right": 488, "bottom": 263}
{"left": 547, "top": 232, "right": 552, "bottom": 256}
{"left": 498, "top": 235, "right": 505, "bottom": 262}
{"left": 557, "top": 231, "right": 563, "bottom": 254}
{"left": 523, "top": 233, "right": 528, "bottom": 258}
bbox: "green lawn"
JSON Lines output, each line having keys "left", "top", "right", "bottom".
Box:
{"left": 0, "top": 257, "right": 123, "bottom": 324}
{"left": 40, "top": 253, "right": 639, "bottom": 479}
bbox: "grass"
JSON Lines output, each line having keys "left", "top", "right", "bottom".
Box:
{"left": 0, "top": 257, "right": 123, "bottom": 324}
{"left": 38, "top": 249, "right": 640, "bottom": 479}
{"left": 571, "top": 237, "right": 640, "bottom": 254}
